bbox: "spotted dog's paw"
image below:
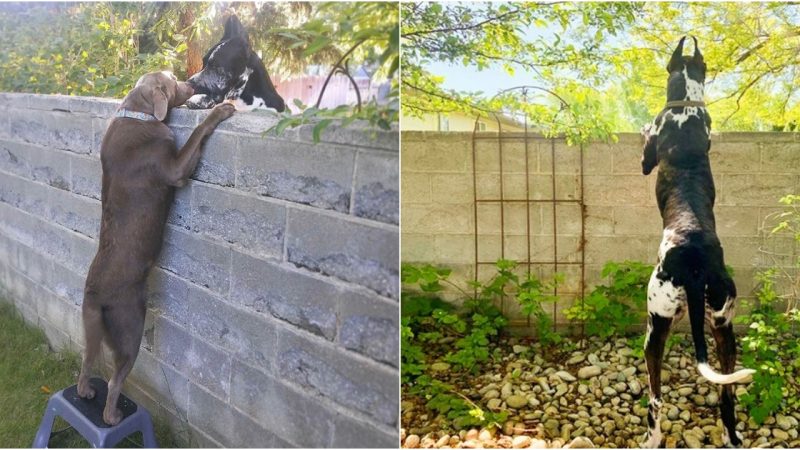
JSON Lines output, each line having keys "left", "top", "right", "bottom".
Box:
{"left": 640, "top": 430, "right": 663, "bottom": 449}
{"left": 185, "top": 94, "right": 216, "bottom": 110}
{"left": 722, "top": 428, "right": 744, "bottom": 448}
{"left": 641, "top": 122, "right": 657, "bottom": 139}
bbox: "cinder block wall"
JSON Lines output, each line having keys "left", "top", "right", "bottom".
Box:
{"left": 402, "top": 131, "right": 799, "bottom": 327}
{"left": 0, "top": 93, "right": 399, "bottom": 448}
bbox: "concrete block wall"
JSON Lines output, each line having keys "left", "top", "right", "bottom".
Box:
{"left": 402, "top": 131, "right": 800, "bottom": 326}
{"left": 0, "top": 93, "right": 399, "bottom": 448}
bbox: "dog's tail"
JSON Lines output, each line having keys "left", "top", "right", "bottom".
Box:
{"left": 672, "top": 243, "right": 755, "bottom": 385}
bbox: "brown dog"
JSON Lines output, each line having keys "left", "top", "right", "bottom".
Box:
{"left": 76, "top": 71, "right": 234, "bottom": 425}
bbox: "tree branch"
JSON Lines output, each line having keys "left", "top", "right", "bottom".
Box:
{"left": 736, "top": 30, "right": 800, "bottom": 64}
{"left": 315, "top": 38, "right": 366, "bottom": 109}
{"left": 403, "top": 7, "right": 522, "bottom": 38}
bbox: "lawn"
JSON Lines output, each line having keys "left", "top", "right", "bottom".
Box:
{"left": 0, "top": 301, "right": 180, "bottom": 448}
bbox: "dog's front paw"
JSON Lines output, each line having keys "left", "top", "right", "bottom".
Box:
{"left": 185, "top": 94, "right": 216, "bottom": 110}
{"left": 209, "top": 102, "right": 236, "bottom": 122}
{"left": 103, "top": 406, "right": 123, "bottom": 426}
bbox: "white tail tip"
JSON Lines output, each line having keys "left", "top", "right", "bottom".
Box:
{"left": 698, "top": 363, "right": 756, "bottom": 384}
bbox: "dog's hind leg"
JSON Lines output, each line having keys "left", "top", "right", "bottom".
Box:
{"left": 642, "top": 312, "right": 673, "bottom": 448}
{"left": 101, "top": 300, "right": 145, "bottom": 426}
{"left": 707, "top": 275, "right": 744, "bottom": 446}
{"left": 77, "top": 304, "right": 104, "bottom": 399}
{"left": 712, "top": 323, "right": 744, "bottom": 447}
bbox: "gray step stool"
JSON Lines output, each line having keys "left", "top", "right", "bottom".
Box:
{"left": 33, "top": 378, "right": 157, "bottom": 448}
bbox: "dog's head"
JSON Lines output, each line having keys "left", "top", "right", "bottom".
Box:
{"left": 122, "top": 71, "right": 194, "bottom": 121}
{"left": 666, "top": 36, "right": 706, "bottom": 100}
{"left": 641, "top": 37, "right": 711, "bottom": 175}
{"left": 186, "top": 15, "right": 285, "bottom": 112}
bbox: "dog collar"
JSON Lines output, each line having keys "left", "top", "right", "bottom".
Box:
{"left": 664, "top": 100, "right": 706, "bottom": 108}
{"left": 115, "top": 108, "right": 159, "bottom": 122}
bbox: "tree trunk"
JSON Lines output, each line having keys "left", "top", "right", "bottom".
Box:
{"left": 180, "top": 7, "right": 202, "bottom": 77}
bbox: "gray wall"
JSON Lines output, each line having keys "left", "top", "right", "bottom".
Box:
{"left": 0, "top": 93, "right": 398, "bottom": 447}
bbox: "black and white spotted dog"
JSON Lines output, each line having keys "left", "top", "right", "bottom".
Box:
{"left": 186, "top": 15, "right": 286, "bottom": 112}
{"left": 639, "top": 36, "right": 755, "bottom": 448}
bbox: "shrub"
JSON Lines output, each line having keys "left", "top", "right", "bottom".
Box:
{"left": 565, "top": 260, "right": 652, "bottom": 339}
{"left": 734, "top": 194, "right": 800, "bottom": 424}
{"left": 401, "top": 263, "right": 509, "bottom": 429}
{"left": 736, "top": 269, "right": 800, "bottom": 424}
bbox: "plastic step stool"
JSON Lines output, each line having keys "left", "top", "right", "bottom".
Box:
{"left": 33, "top": 377, "right": 157, "bottom": 448}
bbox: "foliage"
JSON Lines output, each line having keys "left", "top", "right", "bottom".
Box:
{"left": 271, "top": 2, "right": 399, "bottom": 81}
{"left": 403, "top": 2, "right": 800, "bottom": 133}
{"left": 401, "top": 261, "right": 560, "bottom": 430}
{"left": 401, "top": 263, "right": 509, "bottom": 429}
{"left": 617, "top": 3, "right": 800, "bottom": 131}
{"left": 734, "top": 194, "right": 800, "bottom": 424}
{"left": 266, "top": 2, "right": 399, "bottom": 141}
{"left": 736, "top": 269, "right": 800, "bottom": 424}
{"left": 401, "top": 2, "right": 638, "bottom": 143}
{"left": 565, "top": 261, "right": 653, "bottom": 339}
{"left": 0, "top": 3, "right": 181, "bottom": 97}
{"left": 408, "top": 375, "right": 509, "bottom": 430}
{"left": 401, "top": 264, "right": 507, "bottom": 376}
{"left": 266, "top": 96, "right": 398, "bottom": 143}
{"left": 481, "top": 259, "right": 563, "bottom": 345}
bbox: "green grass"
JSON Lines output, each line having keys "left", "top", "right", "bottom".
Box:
{"left": 0, "top": 301, "right": 182, "bottom": 447}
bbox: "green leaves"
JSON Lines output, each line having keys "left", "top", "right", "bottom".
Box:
{"left": 266, "top": 96, "right": 397, "bottom": 143}
{"left": 733, "top": 195, "right": 800, "bottom": 425}
{"left": 303, "top": 35, "right": 332, "bottom": 56}
{"left": 565, "top": 260, "right": 653, "bottom": 340}
{"left": 404, "top": 2, "right": 800, "bottom": 133}
{"left": 0, "top": 3, "right": 184, "bottom": 97}
{"left": 402, "top": 2, "right": 639, "bottom": 142}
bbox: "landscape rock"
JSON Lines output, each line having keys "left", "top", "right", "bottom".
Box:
{"left": 511, "top": 436, "right": 531, "bottom": 449}
{"left": 578, "top": 365, "right": 602, "bottom": 379}
{"left": 555, "top": 370, "right": 577, "bottom": 382}
{"left": 506, "top": 395, "right": 528, "bottom": 409}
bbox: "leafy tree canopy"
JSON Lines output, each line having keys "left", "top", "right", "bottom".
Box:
{"left": 619, "top": 2, "right": 800, "bottom": 131}
{"left": 402, "top": 2, "right": 800, "bottom": 138}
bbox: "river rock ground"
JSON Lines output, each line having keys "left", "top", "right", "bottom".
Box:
{"left": 401, "top": 333, "right": 800, "bottom": 448}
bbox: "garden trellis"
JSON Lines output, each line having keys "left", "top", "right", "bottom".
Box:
{"left": 471, "top": 96, "right": 587, "bottom": 331}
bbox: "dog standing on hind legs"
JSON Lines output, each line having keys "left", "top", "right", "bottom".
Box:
{"left": 75, "top": 71, "right": 234, "bottom": 425}
{"left": 639, "top": 36, "right": 755, "bottom": 448}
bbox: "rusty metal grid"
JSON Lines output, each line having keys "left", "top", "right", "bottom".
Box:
{"left": 471, "top": 113, "right": 587, "bottom": 331}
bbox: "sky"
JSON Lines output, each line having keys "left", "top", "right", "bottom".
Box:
{"left": 424, "top": 4, "right": 558, "bottom": 98}
{"left": 421, "top": 4, "right": 627, "bottom": 100}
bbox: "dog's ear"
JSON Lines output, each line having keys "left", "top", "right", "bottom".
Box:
{"left": 222, "top": 15, "right": 249, "bottom": 41}
{"left": 150, "top": 85, "right": 168, "bottom": 121}
{"left": 666, "top": 36, "right": 686, "bottom": 73}
{"left": 692, "top": 35, "right": 703, "bottom": 62}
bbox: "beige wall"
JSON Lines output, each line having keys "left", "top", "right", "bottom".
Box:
{"left": 401, "top": 131, "right": 800, "bottom": 329}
